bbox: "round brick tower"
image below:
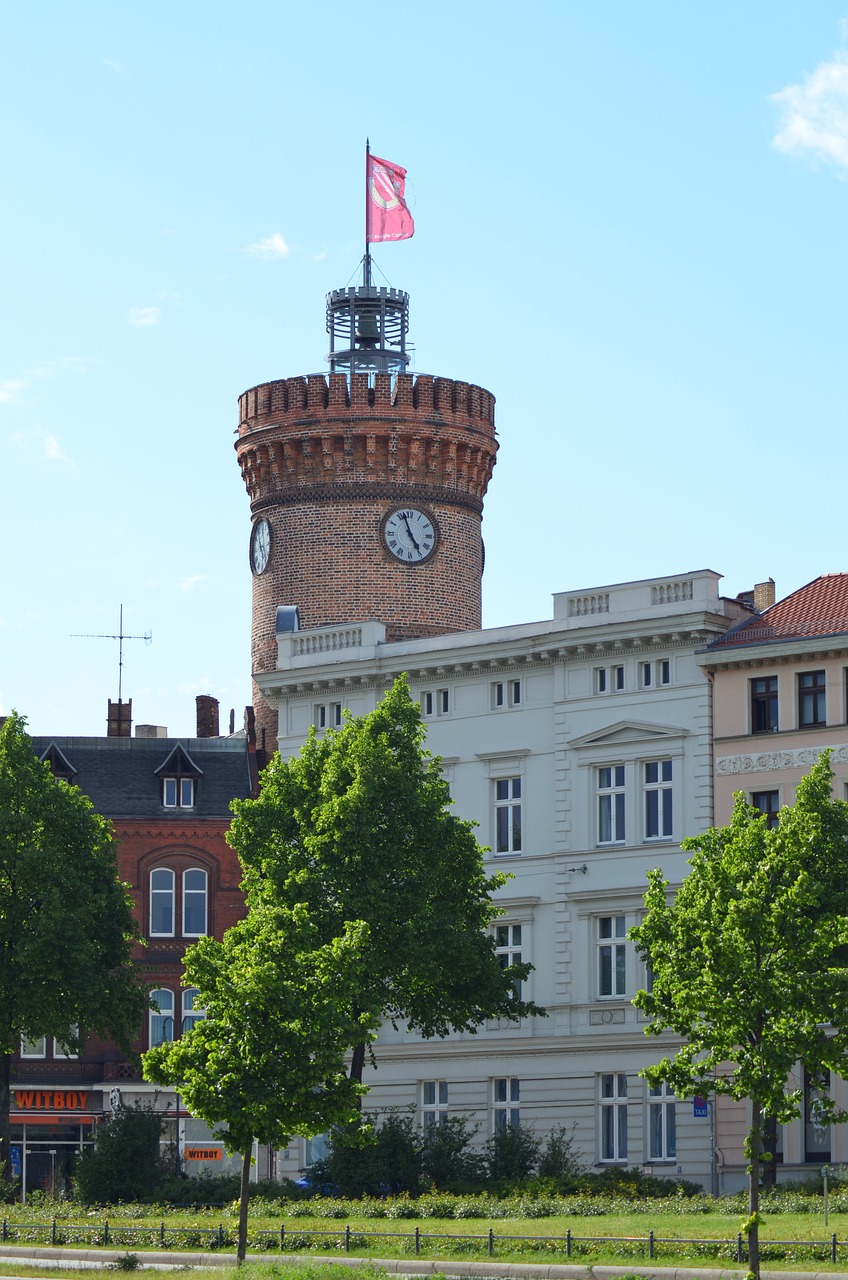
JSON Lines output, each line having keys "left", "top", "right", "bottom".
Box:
{"left": 236, "top": 281, "right": 498, "bottom": 747}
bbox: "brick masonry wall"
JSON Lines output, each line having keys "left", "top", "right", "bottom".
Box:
{"left": 237, "top": 371, "right": 498, "bottom": 747}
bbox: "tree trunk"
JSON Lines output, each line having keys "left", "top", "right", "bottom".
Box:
{"left": 748, "top": 1099, "right": 762, "bottom": 1280}
{"left": 761, "top": 1114, "right": 777, "bottom": 1189}
{"left": 350, "top": 1040, "right": 366, "bottom": 1091}
{"left": 237, "top": 1146, "right": 251, "bottom": 1265}
{"left": 0, "top": 1051, "right": 12, "bottom": 1196}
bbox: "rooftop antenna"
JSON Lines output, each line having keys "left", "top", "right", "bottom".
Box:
{"left": 71, "top": 605, "right": 152, "bottom": 701}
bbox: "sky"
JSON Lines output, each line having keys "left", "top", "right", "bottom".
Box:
{"left": 3, "top": 2, "right": 848, "bottom": 738}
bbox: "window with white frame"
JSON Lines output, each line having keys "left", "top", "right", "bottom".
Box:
{"left": 314, "top": 702, "right": 342, "bottom": 730}
{"left": 493, "top": 1077, "right": 520, "bottom": 1130}
{"left": 494, "top": 778, "right": 522, "bottom": 854}
{"left": 150, "top": 988, "right": 174, "bottom": 1047}
{"left": 491, "top": 679, "right": 522, "bottom": 709}
{"left": 183, "top": 868, "right": 208, "bottom": 936}
{"left": 648, "top": 1082, "right": 676, "bottom": 1160}
{"left": 600, "top": 1073, "right": 628, "bottom": 1161}
{"left": 495, "top": 923, "right": 523, "bottom": 998}
{"left": 150, "top": 867, "right": 175, "bottom": 936}
{"left": 182, "top": 987, "right": 204, "bottom": 1032}
{"left": 421, "top": 688, "right": 449, "bottom": 718}
{"left": 163, "top": 775, "right": 195, "bottom": 808}
{"left": 20, "top": 1036, "right": 46, "bottom": 1058}
{"left": 597, "top": 765, "right": 626, "bottom": 844}
{"left": 422, "top": 1081, "right": 449, "bottom": 1128}
{"left": 53, "top": 1026, "right": 79, "bottom": 1059}
{"left": 596, "top": 664, "right": 625, "bottom": 694}
{"left": 598, "top": 914, "right": 627, "bottom": 997}
{"left": 644, "top": 760, "right": 673, "bottom": 839}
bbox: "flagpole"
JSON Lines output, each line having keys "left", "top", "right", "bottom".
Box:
{"left": 364, "top": 138, "right": 371, "bottom": 288}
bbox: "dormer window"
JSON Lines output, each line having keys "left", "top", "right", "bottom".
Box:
{"left": 163, "top": 776, "right": 194, "bottom": 808}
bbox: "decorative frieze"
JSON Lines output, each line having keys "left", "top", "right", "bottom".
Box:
{"left": 716, "top": 743, "right": 848, "bottom": 775}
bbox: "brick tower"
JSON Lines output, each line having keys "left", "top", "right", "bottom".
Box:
{"left": 236, "top": 274, "right": 498, "bottom": 748}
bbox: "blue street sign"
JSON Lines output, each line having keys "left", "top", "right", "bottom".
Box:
{"left": 9, "top": 1146, "right": 21, "bottom": 1179}
{"left": 693, "top": 1097, "right": 709, "bottom": 1118}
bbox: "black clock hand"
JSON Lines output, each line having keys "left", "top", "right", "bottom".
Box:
{"left": 402, "top": 514, "right": 421, "bottom": 552}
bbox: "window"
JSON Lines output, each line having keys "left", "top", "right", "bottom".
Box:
{"left": 798, "top": 671, "right": 826, "bottom": 727}
{"left": 163, "top": 776, "right": 194, "bottom": 808}
{"left": 182, "top": 988, "right": 204, "bottom": 1032}
{"left": 314, "top": 702, "right": 342, "bottom": 729}
{"left": 150, "top": 989, "right": 174, "bottom": 1047}
{"left": 751, "top": 676, "right": 779, "bottom": 733}
{"left": 644, "top": 760, "right": 673, "bottom": 839}
{"left": 641, "top": 662, "right": 652, "bottom": 688}
{"left": 752, "top": 790, "right": 780, "bottom": 830}
{"left": 20, "top": 1036, "right": 46, "bottom": 1058}
{"left": 600, "top": 1073, "right": 628, "bottom": 1161}
{"left": 150, "top": 868, "right": 175, "bottom": 936}
{"left": 422, "top": 1081, "right": 449, "bottom": 1128}
{"left": 495, "top": 924, "right": 523, "bottom": 997}
{"left": 421, "top": 689, "right": 449, "bottom": 717}
{"left": 183, "top": 868, "right": 208, "bottom": 936}
{"left": 804, "top": 1068, "right": 831, "bottom": 1162}
{"left": 596, "top": 665, "right": 626, "bottom": 694}
{"left": 491, "top": 679, "right": 521, "bottom": 709}
{"left": 597, "top": 765, "right": 626, "bottom": 844}
{"left": 494, "top": 778, "right": 522, "bottom": 853}
{"left": 598, "top": 914, "right": 627, "bottom": 997}
{"left": 648, "top": 1083, "right": 676, "bottom": 1160}
{"left": 493, "top": 1078, "right": 520, "bottom": 1130}
{"left": 54, "top": 1027, "right": 79, "bottom": 1059}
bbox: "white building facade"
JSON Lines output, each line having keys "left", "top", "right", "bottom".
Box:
{"left": 259, "top": 569, "right": 748, "bottom": 1189}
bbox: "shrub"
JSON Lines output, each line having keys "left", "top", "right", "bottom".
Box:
{"left": 485, "top": 1124, "right": 541, "bottom": 1182}
{"left": 73, "top": 1102, "right": 173, "bottom": 1205}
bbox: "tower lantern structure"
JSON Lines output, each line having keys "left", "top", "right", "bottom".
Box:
{"left": 237, "top": 158, "right": 498, "bottom": 750}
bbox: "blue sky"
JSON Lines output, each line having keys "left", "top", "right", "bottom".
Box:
{"left": 3, "top": 2, "right": 848, "bottom": 737}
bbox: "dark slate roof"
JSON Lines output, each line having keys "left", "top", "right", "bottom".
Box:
{"left": 709, "top": 573, "right": 848, "bottom": 651}
{"left": 30, "top": 734, "right": 254, "bottom": 820}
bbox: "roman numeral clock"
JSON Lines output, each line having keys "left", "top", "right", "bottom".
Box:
{"left": 235, "top": 275, "right": 499, "bottom": 749}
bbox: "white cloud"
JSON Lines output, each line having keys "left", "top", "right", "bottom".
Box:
{"left": 771, "top": 49, "right": 848, "bottom": 173}
{"left": 128, "top": 306, "right": 162, "bottom": 326}
{"left": 0, "top": 380, "right": 24, "bottom": 404}
{"left": 180, "top": 574, "right": 210, "bottom": 592}
{"left": 7, "top": 427, "right": 72, "bottom": 464}
{"left": 42, "top": 433, "right": 71, "bottom": 462}
{"left": 246, "top": 232, "right": 289, "bottom": 259}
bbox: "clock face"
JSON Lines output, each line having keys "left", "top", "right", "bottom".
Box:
{"left": 250, "top": 518, "right": 271, "bottom": 574}
{"left": 382, "top": 508, "right": 437, "bottom": 564}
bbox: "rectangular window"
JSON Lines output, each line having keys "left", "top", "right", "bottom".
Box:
{"left": 491, "top": 680, "right": 521, "bottom": 708}
{"left": 798, "top": 671, "right": 826, "bottom": 727}
{"left": 597, "top": 765, "right": 626, "bottom": 844}
{"left": 422, "top": 1081, "right": 449, "bottom": 1128}
{"left": 804, "top": 1068, "right": 831, "bottom": 1162}
{"left": 641, "top": 662, "right": 652, "bottom": 688}
{"left": 53, "top": 1026, "right": 79, "bottom": 1059}
{"left": 493, "top": 1077, "right": 520, "bottom": 1130}
{"left": 659, "top": 659, "right": 670, "bottom": 686}
{"left": 596, "top": 667, "right": 607, "bottom": 694}
{"left": 600, "top": 1073, "right": 628, "bottom": 1161}
{"left": 751, "top": 676, "right": 779, "bottom": 733}
{"left": 598, "top": 914, "right": 627, "bottom": 997}
{"left": 183, "top": 868, "right": 208, "bottom": 937}
{"left": 752, "top": 789, "right": 780, "bottom": 830}
{"left": 150, "top": 868, "right": 175, "bottom": 936}
{"left": 421, "top": 689, "right": 449, "bottom": 717}
{"left": 614, "top": 664, "right": 625, "bottom": 690}
{"left": 163, "top": 777, "right": 194, "bottom": 808}
{"left": 495, "top": 923, "right": 523, "bottom": 998}
{"left": 644, "top": 760, "right": 673, "bottom": 839}
{"left": 648, "top": 1083, "right": 677, "bottom": 1160}
{"left": 595, "top": 666, "right": 625, "bottom": 694}
{"left": 20, "top": 1036, "right": 46, "bottom": 1058}
{"left": 495, "top": 778, "right": 522, "bottom": 854}
{"left": 314, "top": 703, "right": 342, "bottom": 729}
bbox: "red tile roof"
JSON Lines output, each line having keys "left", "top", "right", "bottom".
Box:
{"left": 712, "top": 573, "right": 848, "bottom": 649}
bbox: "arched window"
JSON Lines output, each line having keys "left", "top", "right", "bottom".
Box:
{"left": 150, "top": 868, "right": 175, "bottom": 936}
{"left": 150, "top": 989, "right": 174, "bottom": 1047}
{"left": 183, "top": 868, "right": 208, "bottom": 937}
{"left": 182, "top": 988, "right": 205, "bottom": 1032}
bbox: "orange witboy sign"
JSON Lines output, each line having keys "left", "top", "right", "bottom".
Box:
{"left": 13, "top": 1091, "right": 89, "bottom": 1111}
{"left": 183, "top": 1146, "right": 222, "bottom": 1161}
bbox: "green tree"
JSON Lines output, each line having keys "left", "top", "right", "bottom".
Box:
{"left": 73, "top": 1101, "right": 171, "bottom": 1204}
{"left": 227, "top": 675, "right": 543, "bottom": 1090}
{"left": 143, "top": 902, "right": 376, "bottom": 1262}
{"left": 0, "top": 712, "right": 147, "bottom": 1190}
{"left": 630, "top": 752, "right": 848, "bottom": 1280}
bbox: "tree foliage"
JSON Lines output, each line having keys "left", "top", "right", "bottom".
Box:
{"left": 0, "top": 712, "right": 147, "bottom": 1186}
{"left": 630, "top": 752, "right": 848, "bottom": 1279}
{"left": 143, "top": 902, "right": 376, "bottom": 1259}
{"left": 227, "top": 674, "right": 543, "bottom": 1087}
{"left": 73, "top": 1102, "right": 171, "bottom": 1204}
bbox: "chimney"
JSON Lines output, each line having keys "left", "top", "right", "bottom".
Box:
{"left": 196, "top": 695, "right": 220, "bottom": 738}
{"left": 753, "top": 579, "right": 776, "bottom": 613}
{"left": 107, "top": 698, "right": 132, "bottom": 738}
{"left": 136, "top": 724, "right": 167, "bottom": 738}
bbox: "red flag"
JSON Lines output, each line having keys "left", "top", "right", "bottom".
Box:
{"left": 366, "top": 153, "right": 414, "bottom": 243}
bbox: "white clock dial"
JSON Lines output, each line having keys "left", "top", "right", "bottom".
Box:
{"left": 250, "top": 518, "right": 271, "bottom": 574}
{"left": 383, "top": 508, "right": 437, "bottom": 564}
